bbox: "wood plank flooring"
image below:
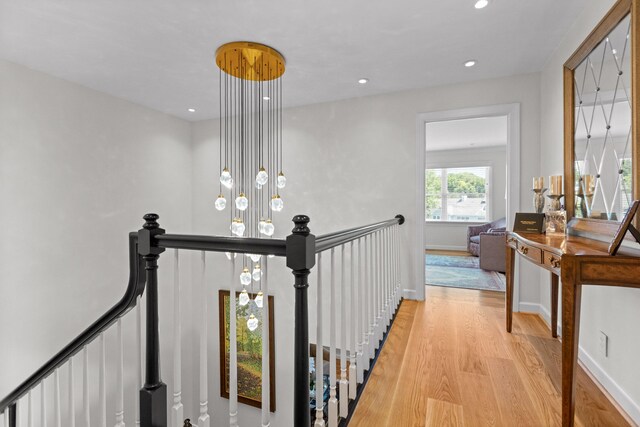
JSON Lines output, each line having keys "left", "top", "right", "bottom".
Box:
{"left": 350, "top": 286, "right": 632, "bottom": 427}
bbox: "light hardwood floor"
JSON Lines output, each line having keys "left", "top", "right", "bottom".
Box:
{"left": 350, "top": 286, "right": 632, "bottom": 427}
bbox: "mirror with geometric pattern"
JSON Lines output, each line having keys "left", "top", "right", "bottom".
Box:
{"left": 573, "top": 15, "right": 632, "bottom": 221}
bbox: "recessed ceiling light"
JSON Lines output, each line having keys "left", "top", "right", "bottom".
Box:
{"left": 187, "top": 108, "right": 196, "bottom": 113}
{"left": 474, "top": 0, "right": 488, "bottom": 9}
{"left": 358, "top": 78, "right": 369, "bottom": 84}
{"left": 464, "top": 60, "right": 476, "bottom": 67}
{"left": 263, "top": 96, "right": 270, "bottom": 101}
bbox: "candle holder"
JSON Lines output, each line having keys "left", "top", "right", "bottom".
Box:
{"left": 576, "top": 193, "right": 594, "bottom": 218}
{"left": 532, "top": 188, "right": 547, "bottom": 214}
{"left": 546, "top": 194, "right": 564, "bottom": 211}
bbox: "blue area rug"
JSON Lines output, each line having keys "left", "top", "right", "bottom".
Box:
{"left": 426, "top": 254, "right": 505, "bottom": 292}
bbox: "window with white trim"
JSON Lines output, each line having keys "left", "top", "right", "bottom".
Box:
{"left": 426, "top": 166, "right": 491, "bottom": 222}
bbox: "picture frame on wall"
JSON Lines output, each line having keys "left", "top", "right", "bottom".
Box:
{"left": 218, "top": 290, "right": 276, "bottom": 412}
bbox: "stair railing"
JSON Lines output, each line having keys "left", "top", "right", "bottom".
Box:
{"left": 0, "top": 213, "right": 404, "bottom": 427}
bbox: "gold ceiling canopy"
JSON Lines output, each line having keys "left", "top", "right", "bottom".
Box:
{"left": 215, "top": 41, "right": 285, "bottom": 81}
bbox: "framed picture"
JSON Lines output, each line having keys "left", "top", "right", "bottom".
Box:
{"left": 218, "top": 290, "right": 276, "bottom": 411}
{"left": 608, "top": 200, "right": 640, "bottom": 255}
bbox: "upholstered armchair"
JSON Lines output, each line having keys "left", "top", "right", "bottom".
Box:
{"left": 467, "top": 218, "right": 507, "bottom": 272}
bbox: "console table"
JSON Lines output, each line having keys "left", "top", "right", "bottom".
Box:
{"left": 505, "top": 231, "right": 640, "bottom": 426}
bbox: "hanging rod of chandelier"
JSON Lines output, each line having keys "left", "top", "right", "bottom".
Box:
{"left": 214, "top": 41, "right": 287, "bottom": 330}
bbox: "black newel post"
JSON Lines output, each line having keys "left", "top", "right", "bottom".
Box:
{"left": 138, "top": 213, "right": 167, "bottom": 427}
{"left": 8, "top": 403, "right": 16, "bottom": 427}
{"left": 286, "top": 215, "right": 316, "bottom": 427}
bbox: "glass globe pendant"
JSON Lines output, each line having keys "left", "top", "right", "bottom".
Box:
{"left": 246, "top": 253, "right": 261, "bottom": 263}
{"left": 256, "top": 167, "right": 269, "bottom": 186}
{"left": 254, "top": 291, "right": 264, "bottom": 308}
{"left": 247, "top": 314, "right": 259, "bottom": 331}
{"left": 252, "top": 264, "right": 262, "bottom": 281}
{"left": 230, "top": 218, "right": 245, "bottom": 237}
{"left": 263, "top": 219, "right": 275, "bottom": 237}
{"left": 270, "top": 195, "right": 284, "bottom": 212}
{"left": 259, "top": 219, "right": 267, "bottom": 234}
{"left": 220, "top": 168, "right": 233, "bottom": 189}
{"left": 240, "top": 268, "right": 252, "bottom": 286}
{"left": 235, "top": 193, "right": 249, "bottom": 211}
{"left": 239, "top": 289, "right": 250, "bottom": 306}
{"left": 214, "top": 194, "right": 226, "bottom": 211}
{"left": 277, "top": 172, "right": 286, "bottom": 189}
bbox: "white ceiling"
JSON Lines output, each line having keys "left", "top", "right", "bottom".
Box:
{"left": 425, "top": 116, "right": 507, "bottom": 151}
{"left": 0, "top": 0, "right": 587, "bottom": 121}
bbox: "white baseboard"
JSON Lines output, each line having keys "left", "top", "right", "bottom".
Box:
{"left": 518, "top": 302, "right": 640, "bottom": 425}
{"left": 425, "top": 245, "right": 467, "bottom": 251}
{"left": 403, "top": 288, "right": 418, "bottom": 300}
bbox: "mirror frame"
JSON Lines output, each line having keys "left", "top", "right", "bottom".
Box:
{"left": 564, "top": 0, "right": 640, "bottom": 232}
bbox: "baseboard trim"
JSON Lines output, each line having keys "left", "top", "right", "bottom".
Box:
{"left": 403, "top": 289, "right": 418, "bottom": 300}
{"left": 425, "top": 245, "right": 467, "bottom": 251}
{"left": 522, "top": 305, "right": 640, "bottom": 425}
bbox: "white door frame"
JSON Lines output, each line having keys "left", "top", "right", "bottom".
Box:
{"left": 415, "top": 103, "right": 521, "bottom": 305}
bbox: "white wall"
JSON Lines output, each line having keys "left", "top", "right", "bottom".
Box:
{"left": 539, "top": 0, "right": 640, "bottom": 422}
{"left": 0, "top": 60, "right": 194, "bottom": 425}
{"left": 424, "top": 146, "right": 507, "bottom": 250}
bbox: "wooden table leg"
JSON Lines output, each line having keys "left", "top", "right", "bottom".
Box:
{"left": 506, "top": 245, "right": 515, "bottom": 333}
{"left": 561, "top": 257, "right": 582, "bottom": 427}
{"left": 551, "top": 272, "right": 559, "bottom": 338}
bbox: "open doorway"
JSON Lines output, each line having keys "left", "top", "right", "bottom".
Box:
{"left": 416, "top": 104, "right": 520, "bottom": 299}
{"left": 425, "top": 116, "right": 507, "bottom": 291}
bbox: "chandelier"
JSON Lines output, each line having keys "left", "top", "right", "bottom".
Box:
{"left": 214, "top": 41, "right": 286, "bottom": 330}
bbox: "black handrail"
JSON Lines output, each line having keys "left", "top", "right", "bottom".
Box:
{"left": 155, "top": 234, "right": 287, "bottom": 256}
{"left": 0, "top": 232, "right": 146, "bottom": 414}
{"left": 315, "top": 215, "right": 404, "bottom": 253}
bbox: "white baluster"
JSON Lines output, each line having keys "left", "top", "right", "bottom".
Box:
{"left": 261, "top": 257, "right": 270, "bottom": 427}
{"left": 199, "top": 252, "right": 210, "bottom": 427}
{"left": 396, "top": 225, "right": 401, "bottom": 306}
{"left": 68, "top": 359, "right": 75, "bottom": 427}
{"left": 135, "top": 297, "right": 142, "bottom": 427}
{"left": 356, "top": 238, "right": 364, "bottom": 383}
{"left": 349, "top": 241, "right": 358, "bottom": 398}
{"left": 115, "top": 319, "right": 125, "bottom": 427}
{"left": 368, "top": 234, "right": 375, "bottom": 360}
{"left": 339, "top": 246, "right": 349, "bottom": 417}
{"left": 41, "top": 380, "right": 46, "bottom": 427}
{"left": 229, "top": 256, "right": 238, "bottom": 427}
{"left": 385, "top": 228, "right": 391, "bottom": 326}
{"left": 3, "top": 404, "right": 7, "bottom": 427}
{"left": 328, "top": 249, "right": 338, "bottom": 427}
{"left": 54, "top": 369, "right": 61, "bottom": 427}
{"left": 314, "top": 253, "right": 325, "bottom": 427}
{"left": 28, "top": 390, "right": 33, "bottom": 427}
{"left": 171, "top": 250, "right": 183, "bottom": 427}
{"left": 83, "top": 347, "right": 90, "bottom": 427}
{"left": 99, "top": 333, "right": 106, "bottom": 427}
{"left": 376, "top": 231, "right": 383, "bottom": 344}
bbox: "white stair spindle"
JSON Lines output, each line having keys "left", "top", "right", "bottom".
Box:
{"left": 349, "top": 241, "right": 358, "bottom": 398}
{"left": 368, "top": 234, "right": 375, "bottom": 360}
{"left": 172, "top": 250, "right": 183, "bottom": 427}
{"left": 377, "top": 231, "right": 383, "bottom": 344}
{"left": 261, "top": 258, "right": 271, "bottom": 427}
{"left": 314, "top": 253, "right": 325, "bottom": 427}
{"left": 99, "top": 333, "right": 106, "bottom": 427}
{"left": 356, "top": 239, "right": 364, "bottom": 383}
{"left": 28, "top": 390, "right": 33, "bottom": 427}
{"left": 373, "top": 232, "right": 380, "bottom": 347}
{"left": 68, "top": 359, "right": 75, "bottom": 427}
{"left": 41, "top": 380, "right": 46, "bottom": 427}
{"left": 54, "top": 369, "right": 61, "bottom": 427}
{"left": 385, "top": 228, "right": 391, "bottom": 325}
{"left": 83, "top": 347, "right": 90, "bottom": 427}
{"left": 396, "top": 225, "right": 401, "bottom": 306}
{"left": 339, "top": 246, "right": 349, "bottom": 416}
{"left": 115, "top": 319, "right": 125, "bottom": 427}
{"left": 199, "top": 252, "right": 210, "bottom": 427}
{"left": 328, "top": 249, "right": 338, "bottom": 427}
{"left": 229, "top": 256, "right": 238, "bottom": 427}
{"left": 135, "top": 296, "right": 142, "bottom": 427}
